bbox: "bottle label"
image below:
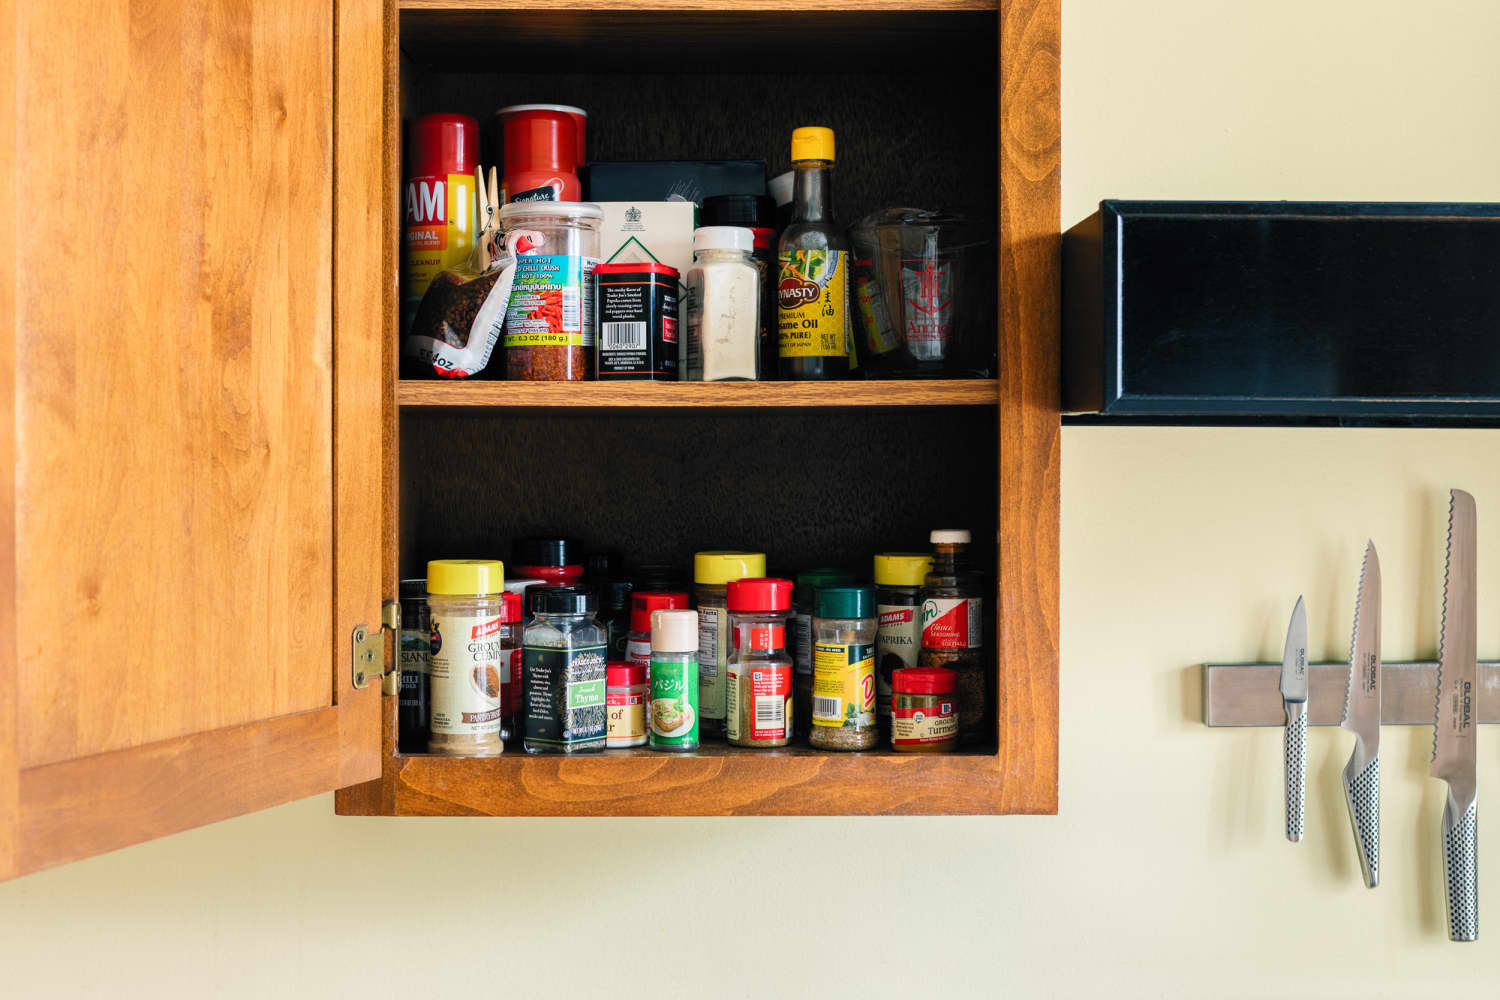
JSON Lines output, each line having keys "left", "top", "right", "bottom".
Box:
{"left": 428, "top": 612, "right": 505, "bottom": 738}
{"left": 789, "top": 612, "right": 813, "bottom": 676}
{"left": 811, "top": 641, "right": 875, "bottom": 729}
{"left": 876, "top": 603, "right": 921, "bottom": 717}
{"left": 853, "top": 258, "right": 899, "bottom": 357}
{"left": 650, "top": 656, "right": 700, "bottom": 747}
{"left": 501, "top": 644, "right": 522, "bottom": 719}
{"left": 732, "top": 622, "right": 786, "bottom": 651}
{"left": 728, "top": 661, "right": 793, "bottom": 742}
{"left": 606, "top": 689, "right": 646, "bottom": 747}
{"left": 522, "top": 643, "right": 607, "bottom": 750}
{"left": 402, "top": 171, "right": 476, "bottom": 329}
{"left": 503, "top": 253, "right": 600, "bottom": 348}
{"left": 921, "top": 597, "right": 983, "bottom": 651}
{"left": 901, "top": 255, "right": 956, "bottom": 361}
{"left": 893, "top": 699, "right": 958, "bottom": 745}
{"left": 697, "top": 606, "right": 728, "bottom": 722}
{"left": 398, "top": 626, "right": 430, "bottom": 736}
{"left": 777, "top": 249, "right": 848, "bottom": 359}
{"left": 626, "top": 636, "right": 652, "bottom": 669}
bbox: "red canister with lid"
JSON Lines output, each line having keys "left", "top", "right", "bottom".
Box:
{"left": 627, "top": 591, "right": 690, "bottom": 668}
{"left": 497, "top": 104, "right": 586, "bottom": 203}
{"left": 725, "top": 577, "right": 794, "bottom": 747}
{"left": 606, "top": 660, "right": 648, "bottom": 748}
{"left": 891, "top": 666, "right": 957, "bottom": 752}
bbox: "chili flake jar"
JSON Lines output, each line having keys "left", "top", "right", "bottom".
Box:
{"left": 606, "top": 660, "right": 648, "bottom": 748}
{"left": 725, "top": 577, "right": 795, "bottom": 748}
{"left": 499, "top": 201, "right": 602, "bottom": 380}
{"left": 426, "top": 559, "right": 506, "bottom": 756}
{"left": 891, "top": 666, "right": 957, "bottom": 752}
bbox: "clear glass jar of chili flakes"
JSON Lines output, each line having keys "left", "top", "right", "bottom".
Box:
{"left": 499, "top": 201, "right": 602, "bottom": 380}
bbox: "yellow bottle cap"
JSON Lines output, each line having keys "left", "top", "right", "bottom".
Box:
{"left": 790, "top": 126, "right": 835, "bottom": 163}
{"left": 693, "top": 550, "right": 767, "bottom": 586}
{"left": 426, "top": 559, "right": 505, "bottom": 596}
{"left": 873, "top": 553, "right": 933, "bottom": 587}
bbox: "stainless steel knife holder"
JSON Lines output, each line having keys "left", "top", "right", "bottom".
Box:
{"left": 1203, "top": 661, "right": 1500, "bottom": 726}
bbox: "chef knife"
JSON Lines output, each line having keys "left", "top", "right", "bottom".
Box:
{"left": 1341, "top": 541, "right": 1381, "bottom": 887}
{"left": 1433, "top": 489, "right": 1478, "bottom": 941}
{"left": 1281, "top": 596, "right": 1309, "bottom": 843}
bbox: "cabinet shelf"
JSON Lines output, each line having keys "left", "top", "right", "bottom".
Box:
{"left": 398, "top": 379, "right": 1000, "bottom": 408}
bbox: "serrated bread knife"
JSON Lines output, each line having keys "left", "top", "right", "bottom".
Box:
{"left": 1281, "top": 596, "right": 1309, "bottom": 843}
{"left": 1433, "top": 489, "right": 1478, "bottom": 941}
{"left": 1341, "top": 541, "right": 1382, "bottom": 887}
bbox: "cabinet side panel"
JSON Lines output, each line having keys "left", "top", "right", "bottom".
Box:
{"left": 0, "top": 0, "right": 17, "bottom": 880}
{"left": 998, "top": 0, "right": 1061, "bottom": 813}
{"left": 13, "top": 0, "right": 335, "bottom": 767}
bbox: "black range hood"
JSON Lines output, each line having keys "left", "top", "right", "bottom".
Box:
{"left": 1063, "top": 201, "right": 1500, "bottom": 419}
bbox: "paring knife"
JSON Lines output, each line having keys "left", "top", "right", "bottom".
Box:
{"left": 1433, "top": 489, "right": 1478, "bottom": 942}
{"left": 1340, "top": 541, "right": 1382, "bottom": 887}
{"left": 1281, "top": 596, "right": 1309, "bottom": 843}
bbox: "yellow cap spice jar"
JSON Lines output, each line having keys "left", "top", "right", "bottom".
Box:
{"left": 426, "top": 559, "right": 507, "bottom": 756}
{"left": 692, "top": 550, "right": 766, "bottom": 740}
{"left": 873, "top": 553, "right": 933, "bottom": 734}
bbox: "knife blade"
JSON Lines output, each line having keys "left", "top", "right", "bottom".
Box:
{"left": 1281, "top": 596, "right": 1309, "bottom": 843}
{"left": 1341, "top": 541, "right": 1381, "bottom": 887}
{"left": 1432, "top": 489, "right": 1478, "bottom": 941}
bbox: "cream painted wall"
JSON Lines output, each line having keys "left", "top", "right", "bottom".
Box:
{"left": 3, "top": 1, "right": 1500, "bottom": 996}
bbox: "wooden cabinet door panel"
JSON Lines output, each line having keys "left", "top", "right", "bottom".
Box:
{"left": 0, "top": 0, "right": 386, "bottom": 879}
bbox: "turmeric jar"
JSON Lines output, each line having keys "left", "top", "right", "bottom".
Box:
{"left": 891, "top": 666, "right": 957, "bottom": 752}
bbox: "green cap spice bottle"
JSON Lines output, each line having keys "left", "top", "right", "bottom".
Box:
{"left": 809, "top": 585, "right": 878, "bottom": 751}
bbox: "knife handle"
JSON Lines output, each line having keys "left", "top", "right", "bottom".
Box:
{"left": 1284, "top": 701, "right": 1307, "bottom": 843}
{"left": 1441, "top": 796, "right": 1478, "bottom": 942}
{"left": 1342, "top": 754, "right": 1380, "bottom": 887}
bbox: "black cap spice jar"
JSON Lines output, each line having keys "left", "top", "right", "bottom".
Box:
{"left": 521, "top": 585, "right": 607, "bottom": 754}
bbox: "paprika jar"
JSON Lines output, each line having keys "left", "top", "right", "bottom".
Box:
{"left": 891, "top": 666, "right": 958, "bottom": 752}
{"left": 725, "top": 577, "right": 795, "bottom": 748}
{"left": 499, "top": 201, "right": 602, "bottom": 381}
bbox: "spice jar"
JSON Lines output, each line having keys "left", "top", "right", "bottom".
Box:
{"left": 701, "top": 194, "right": 779, "bottom": 380}
{"left": 693, "top": 551, "right": 767, "bottom": 740}
{"left": 650, "top": 609, "right": 700, "bottom": 752}
{"left": 810, "top": 585, "right": 878, "bottom": 751}
{"left": 512, "top": 536, "right": 584, "bottom": 587}
{"left": 522, "top": 585, "right": 608, "bottom": 754}
{"left": 790, "top": 567, "right": 855, "bottom": 737}
{"left": 499, "top": 201, "right": 602, "bottom": 381}
{"left": 627, "top": 591, "right": 690, "bottom": 670}
{"left": 873, "top": 553, "right": 933, "bottom": 732}
{"left": 426, "top": 559, "right": 507, "bottom": 756}
{"left": 499, "top": 590, "right": 524, "bottom": 739}
{"left": 505, "top": 577, "right": 546, "bottom": 618}
{"left": 725, "top": 577, "right": 795, "bottom": 748}
{"left": 891, "top": 667, "right": 958, "bottom": 752}
{"left": 919, "top": 529, "right": 988, "bottom": 747}
{"left": 598, "top": 579, "right": 634, "bottom": 662}
{"left": 685, "top": 226, "right": 761, "bottom": 381}
{"left": 397, "top": 578, "right": 431, "bottom": 754}
{"left": 606, "top": 660, "right": 648, "bottom": 749}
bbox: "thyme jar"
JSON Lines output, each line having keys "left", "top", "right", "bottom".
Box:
{"left": 426, "top": 559, "right": 507, "bottom": 756}
{"left": 522, "top": 586, "right": 607, "bottom": 754}
{"left": 693, "top": 550, "right": 767, "bottom": 740}
{"left": 810, "top": 585, "right": 878, "bottom": 751}
{"left": 725, "top": 577, "right": 795, "bottom": 747}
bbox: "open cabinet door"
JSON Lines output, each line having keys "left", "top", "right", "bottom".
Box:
{"left": 0, "top": 0, "right": 388, "bottom": 880}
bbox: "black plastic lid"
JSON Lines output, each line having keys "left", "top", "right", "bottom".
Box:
{"left": 701, "top": 194, "right": 776, "bottom": 229}
{"left": 513, "top": 536, "right": 575, "bottom": 568}
{"left": 585, "top": 551, "right": 622, "bottom": 583}
{"left": 600, "top": 579, "right": 633, "bottom": 612}
{"left": 532, "top": 585, "right": 597, "bottom": 615}
{"left": 399, "top": 577, "right": 427, "bottom": 600}
{"left": 631, "top": 563, "right": 688, "bottom": 591}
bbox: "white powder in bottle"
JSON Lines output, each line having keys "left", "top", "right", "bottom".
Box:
{"left": 685, "top": 226, "right": 761, "bottom": 381}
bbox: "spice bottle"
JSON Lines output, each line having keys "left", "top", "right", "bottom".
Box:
{"left": 919, "top": 529, "right": 988, "bottom": 747}
{"left": 598, "top": 579, "right": 634, "bottom": 661}
{"left": 632, "top": 563, "right": 688, "bottom": 592}
{"left": 522, "top": 586, "right": 608, "bottom": 754}
{"left": 627, "top": 591, "right": 690, "bottom": 670}
{"left": 499, "top": 201, "right": 602, "bottom": 381}
{"left": 789, "top": 567, "right": 855, "bottom": 737}
{"left": 777, "top": 126, "right": 851, "bottom": 381}
{"left": 702, "top": 194, "right": 779, "bottom": 380}
{"left": 873, "top": 553, "right": 933, "bottom": 732}
{"left": 810, "top": 585, "right": 878, "bottom": 751}
{"left": 606, "top": 660, "right": 648, "bottom": 749}
{"left": 397, "top": 578, "right": 431, "bottom": 754}
{"left": 513, "top": 537, "right": 585, "bottom": 588}
{"left": 499, "top": 590, "right": 524, "bottom": 739}
{"left": 650, "top": 609, "right": 701, "bottom": 752}
{"left": 891, "top": 666, "right": 958, "bottom": 753}
{"left": 685, "top": 226, "right": 761, "bottom": 381}
{"left": 693, "top": 551, "right": 767, "bottom": 740}
{"left": 725, "top": 577, "right": 795, "bottom": 748}
{"left": 426, "top": 559, "right": 507, "bottom": 756}
{"left": 505, "top": 577, "right": 546, "bottom": 621}
{"left": 595, "top": 261, "right": 680, "bottom": 381}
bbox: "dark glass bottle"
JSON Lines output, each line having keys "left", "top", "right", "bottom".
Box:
{"left": 777, "top": 126, "right": 851, "bottom": 381}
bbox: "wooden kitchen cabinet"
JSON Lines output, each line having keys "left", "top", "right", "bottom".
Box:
{"left": 0, "top": 0, "right": 1056, "bottom": 879}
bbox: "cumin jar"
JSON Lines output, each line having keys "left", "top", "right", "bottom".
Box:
{"left": 426, "top": 559, "right": 507, "bottom": 756}
{"left": 499, "top": 201, "right": 602, "bottom": 380}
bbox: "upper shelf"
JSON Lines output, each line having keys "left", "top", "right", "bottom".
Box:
{"left": 399, "top": 379, "right": 998, "bottom": 408}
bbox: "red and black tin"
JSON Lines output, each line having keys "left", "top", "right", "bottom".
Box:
{"left": 593, "top": 262, "right": 680, "bottom": 380}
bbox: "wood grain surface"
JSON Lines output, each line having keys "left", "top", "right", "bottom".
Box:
{"left": 0, "top": 0, "right": 16, "bottom": 881}
{"left": 402, "top": 0, "right": 997, "bottom": 10}
{"left": 399, "top": 379, "right": 999, "bottom": 407}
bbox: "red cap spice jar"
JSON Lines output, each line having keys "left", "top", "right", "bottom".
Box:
{"left": 512, "top": 537, "right": 585, "bottom": 587}
{"left": 891, "top": 666, "right": 957, "bottom": 752}
{"left": 627, "top": 591, "right": 690, "bottom": 671}
{"left": 606, "top": 660, "right": 648, "bottom": 748}
{"left": 496, "top": 104, "right": 586, "bottom": 203}
{"left": 499, "top": 590, "right": 524, "bottom": 736}
{"left": 725, "top": 577, "right": 795, "bottom": 748}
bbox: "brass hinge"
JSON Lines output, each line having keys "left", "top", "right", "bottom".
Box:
{"left": 351, "top": 600, "right": 402, "bottom": 693}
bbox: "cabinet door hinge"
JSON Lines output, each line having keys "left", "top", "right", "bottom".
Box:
{"left": 351, "top": 600, "right": 402, "bottom": 693}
